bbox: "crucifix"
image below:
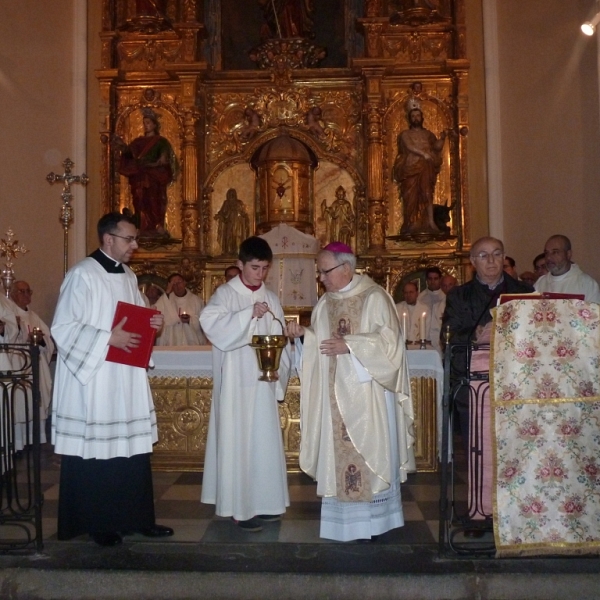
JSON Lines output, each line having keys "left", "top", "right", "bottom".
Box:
{"left": 47, "top": 158, "right": 89, "bottom": 276}
{"left": 0, "top": 228, "right": 28, "bottom": 298}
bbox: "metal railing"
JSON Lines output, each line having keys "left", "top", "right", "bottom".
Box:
{"left": 438, "top": 342, "right": 495, "bottom": 556}
{"left": 0, "top": 343, "right": 43, "bottom": 553}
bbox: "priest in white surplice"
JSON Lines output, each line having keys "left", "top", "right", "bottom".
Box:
{"left": 51, "top": 212, "right": 173, "bottom": 547}
{"left": 9, "top": 280, "right": 54, "bottom": 446}
{"left": 287, "top": 242, "right": 415, "bottom": 542}
{"left": 153, "top": 273, "right": 207, "bottom": 345}
{"left": 200, "top": 236, "right": 291, "bottom": 532}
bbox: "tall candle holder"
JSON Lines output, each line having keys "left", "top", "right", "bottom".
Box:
{"left": 0, "top": 228, "right": 28, "bottom": 298}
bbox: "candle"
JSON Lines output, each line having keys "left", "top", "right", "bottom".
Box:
{"left": 420, "top": 311, "right": 426, "bottom": 341}
{"left": 402, "top": 312, "right": 407, "bottom": 340}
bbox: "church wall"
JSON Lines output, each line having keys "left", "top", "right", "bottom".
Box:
{"left": 0, "top": 0, "right": 76, "bottom": 324}
{"left": 496, "top": 0, "right": 600, "bottom": 280}
{"left": 86, "top": 1, "right": 104, "bottom": 255}
{"left": 464, "top": 0, "right": 488, "bottom": 244}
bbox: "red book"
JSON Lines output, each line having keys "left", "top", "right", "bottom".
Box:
{"left": 106, "top": 301, "right": 160, "bottom": 369}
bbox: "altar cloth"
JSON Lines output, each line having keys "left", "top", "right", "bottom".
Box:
{"left": 491, "top": 299, "right": 600, "bottom": 557}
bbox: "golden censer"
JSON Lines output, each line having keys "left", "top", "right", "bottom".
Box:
{"left": 250, "top": 309, "right": 288, "bottom": 382}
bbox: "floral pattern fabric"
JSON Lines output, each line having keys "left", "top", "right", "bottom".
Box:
{"left": 491, "top": 299, "right": 600, "bottom": 556}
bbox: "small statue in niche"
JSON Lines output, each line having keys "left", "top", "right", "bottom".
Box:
{"left": 306, "top": 106, "right": 326, "bottom": 139}
{"left": 321, "top": 185, "right": 355, "bottom": 247}
{"left": 392, "top": 97, "right": 447, "bottom": 236}
{"left": 238, "top": 108, "right": 262, "bottom": 141}
{"left": 214, "top": 188, "right": 250, "bottom": 256}
{"left": 367, "top": 255, "right": 387, "bottom": 286}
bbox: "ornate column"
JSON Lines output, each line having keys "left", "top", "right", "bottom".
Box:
{"left": 178, "top": 75, "right": 201, "bottom": 253}
{"left": 364, "top": 70, "right": 386, "bottom": 251}
{"left": 97, "top": 77, "right": 118, "bottom": 215}
{"left": 454, "top": 68, "right": 470, "bottom": 251}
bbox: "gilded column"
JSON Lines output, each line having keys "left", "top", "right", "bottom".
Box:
{"left": 365, "top": 100, "right": 385, "bottom": 251}
{"left": 364, "top": 0, "right": 383, "bottom": 18}
{"left": 455, "top": 69, "right": 470, "bottom": 250}
{"left": 179, "top": 75, "right": 201, "bottom": 252}
{"left": 97, "top": 79, "right": 116, "bottom": 215}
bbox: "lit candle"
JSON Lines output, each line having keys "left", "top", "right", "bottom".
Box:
{"left": 420, "top": 311, "right": 426, "bottom": 341}
{"left": 402, "top": 312, "right": 407, "bottom": 340}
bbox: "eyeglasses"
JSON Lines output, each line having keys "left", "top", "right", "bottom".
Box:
{"left": 109, "top": 233, "right": 139, "bottom": 244}
{"left": 472, "top": 250, "right": 504, "bottom": 261}
{"left": 317, "top": 263, "right": 344, "bottom": 277}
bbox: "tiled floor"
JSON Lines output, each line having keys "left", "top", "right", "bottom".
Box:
{"left": 25, "top": 444, "right": 458, "bottom": 547}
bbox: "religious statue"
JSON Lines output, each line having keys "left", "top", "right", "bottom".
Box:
{"left": 392, "top": 106, "right": 446, "bottom": 236}
{"left": 114, "top": 108, "right": 177, "bottom": 237}
{"left": 306, "top": 106, "right": 326, "bottom": 139}
{"left": 258, "top": 0, "right": 315, "bottom": 40}
{"left": 321, "top": 185, "right": 355, "bottom": 247}
{"left": 238, "top": 108, "right": 262, "bottom": 141}
{"left": 215, "top": 188, "right": 250, "bottom": 256}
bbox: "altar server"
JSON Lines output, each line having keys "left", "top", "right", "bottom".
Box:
{"left": 286, "top": 242, "right": 415, "bottom": 542}
{"left": 200, "top": 236, "right": 291, "bottom": 532}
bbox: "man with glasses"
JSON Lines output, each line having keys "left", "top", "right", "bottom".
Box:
{"left": 442, "top": 237, "right": 532, "bottom": 449}
{"left": 534, "top": 235, "right": 600, "bottom": 303}
{"left": 286, "top": 242, "right": 414, "bottom": 542}
{"left": 51, "top": 212, "right": 173, "bottom": 546}
{"left": 9, "top": 281, "right": 55, "bottom": 445}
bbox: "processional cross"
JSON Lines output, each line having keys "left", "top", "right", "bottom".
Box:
{"left": 0, "top": 229, "right": 28, "bottom": 298}
{"left": 47, "top": 158, "right": 89, "bottom": 276}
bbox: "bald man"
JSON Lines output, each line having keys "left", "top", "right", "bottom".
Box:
{"left": 534, "top": 235, "right": 600, "bottom": 303}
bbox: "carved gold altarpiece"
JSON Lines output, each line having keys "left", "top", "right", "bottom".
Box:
{"left": 97, "top": 0, "right": 473, "bottom": 303}
{"left": 96, "top": 0, "right": 471, "bottom": 471}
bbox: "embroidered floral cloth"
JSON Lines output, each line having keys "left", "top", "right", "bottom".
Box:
{"left": 491, "top": 299, "right": 600, "bottom": 557}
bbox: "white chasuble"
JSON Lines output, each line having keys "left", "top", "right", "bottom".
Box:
{"left": 297, "top": 274, "right": 415, "bottom": 541}
{"left": 200, "top": 276, "right": 291, "bottom": 521}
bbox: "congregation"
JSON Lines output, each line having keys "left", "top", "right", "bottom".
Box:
{"left": 1, "top": 218, "right": 599, "bottom": 549}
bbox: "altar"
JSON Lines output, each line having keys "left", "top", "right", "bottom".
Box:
{"left": 148, "top": 346, "right": 442, "bottom": 473}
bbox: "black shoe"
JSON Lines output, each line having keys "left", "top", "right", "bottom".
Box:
{"left": 257, "top": 514, "right": 282, "bottom": 522}
{"left": 136, "top": 524, "right": 174, "bottom": 538}
{"left": 231, "top": 517, "right": 263, "bottom": 532}
{"left": 92, "top": 532, "right": 122, "bottom": 547}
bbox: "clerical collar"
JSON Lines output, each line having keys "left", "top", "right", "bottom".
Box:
{"left": 90, "top": 248, "right": 125, "bottom": 274}
{"left": 240, "top": 278, "right": 261, "bottom": 291}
